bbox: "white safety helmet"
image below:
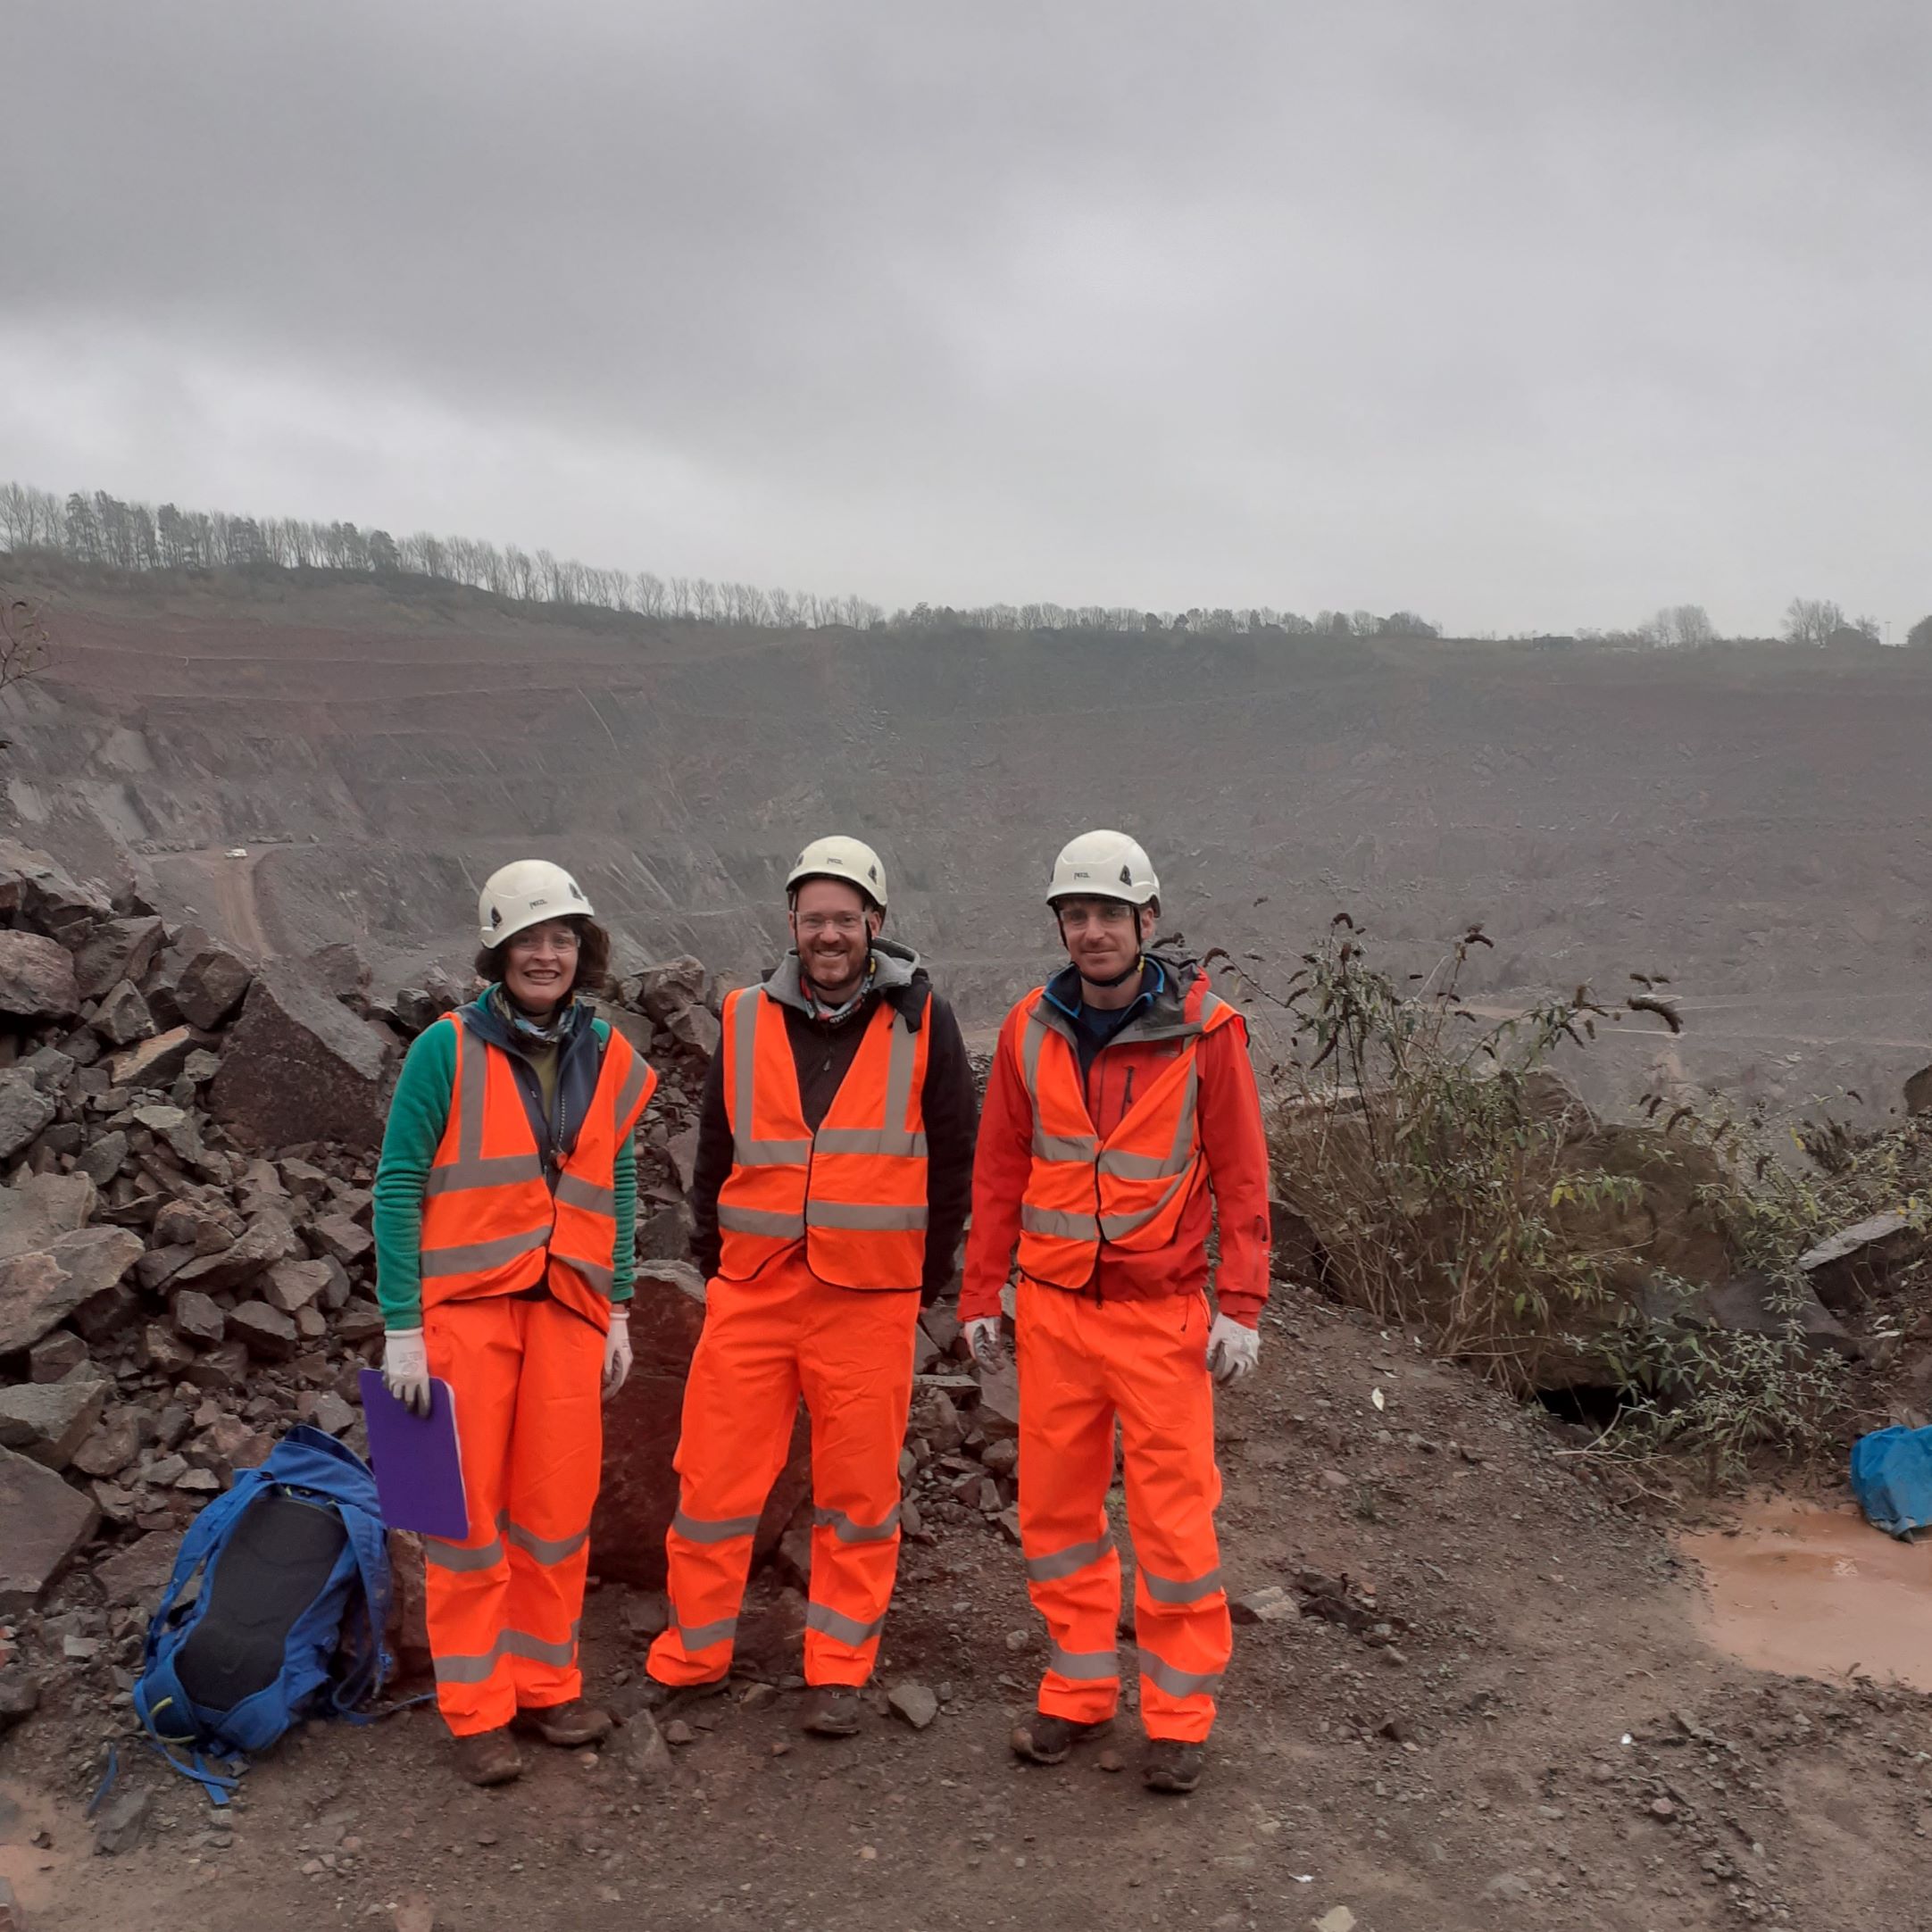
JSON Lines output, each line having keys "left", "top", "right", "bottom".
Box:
{"left": 478, "top": 859, "right": 595, "bottom": 948}
{"left": 786, "top": 835, "right": 888, "bottom": 912}
{"left": 1046, "top": 829, "right": 1162, "bottom": 909}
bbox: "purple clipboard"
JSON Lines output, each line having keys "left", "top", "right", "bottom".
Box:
{"left": 358, "top": 1370, "right": 470, "bottom": 1540}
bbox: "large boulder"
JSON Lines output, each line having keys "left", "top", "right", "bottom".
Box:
{"left": 0, "top": 1375, "right": 109, "bottom": 1469}
{"left": 109, "top": 1025, "right": 204, "bottom": 1091}
{"left": 1799, "top": 1211, "right": 1928, "bottom": 1313}
{"left": 0, "top": 839, "right": 112, "bottom": 940}
{"left": 149, "top": 929, "right": 254, "bottom": 1032}
{"left": 0, "top": 932, "right": 79, "bottom": 1021}
{"left": 72, "top": 915, "right": 166, "bottom": 1003}
{"left": 0, "top": 1444, "right": 98, "bottom": 1613}
{"left": 0, "top": 1227, "right": 144, "bottom": 1354}
{"left": 206, "top": 967, "right": 392, "bottom": 1150}
{"left": 0, "top": 1072, "right": 55, "bottom": 1162}
{"left": 0, "top": 1173, "right": 96, "bottom": 1260}
{"left": 588, "top": 1261, "right": 811, "bottom": 1587}
{"left": 92, "top": 980, "right": 155, "bottom": 1048}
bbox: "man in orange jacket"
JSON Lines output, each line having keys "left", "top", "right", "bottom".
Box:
{"left": 962, "top": 829, "right": 1271, "bottom": 1795}
{"left": 647, "top": 836, "right": 978, "bottom": 1736}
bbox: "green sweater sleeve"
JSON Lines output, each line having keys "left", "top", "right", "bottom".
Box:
{"left": 372, "top": 1021, "right": 457, "bottom": 1332}
{"left": 598, "top": 1019, "right": 639, "bottom": 1306}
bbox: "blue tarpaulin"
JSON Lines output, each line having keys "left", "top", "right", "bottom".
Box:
{"left": 1848, "top": 1425, "right": 1932, "bottom": 1539}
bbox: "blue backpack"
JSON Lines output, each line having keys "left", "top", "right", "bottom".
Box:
{"left": 1850, "top": 1424, "right": 1932, "bottom": 1539}
{"left": 133, "top": 1425, "right": 395, "bottom": 1799}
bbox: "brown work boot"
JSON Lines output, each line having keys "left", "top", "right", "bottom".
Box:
{"left": 1142, "top": 1739, "right": 1204, "bottom": 1794}
{"left": 1010, "top": 1711, "right": 1113, "bottom": 1766}
{"left": 799, "top": 1686, "right": 863, "bottom": 1736}
{"left": 514, "top": 1697, "right": 613, "bottom": 1747}
{"left": 452, "top": 1726, "right": 522, "bottom": 1786}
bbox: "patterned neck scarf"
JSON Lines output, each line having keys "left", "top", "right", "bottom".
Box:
{"left": 801, "top": 954, "right": 877, "bottom": 1025}
{"left": 489, "top": 982, "right": 578, "bottom": 1046}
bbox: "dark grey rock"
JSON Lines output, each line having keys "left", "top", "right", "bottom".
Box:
{"left": 0, "top": 1227, "right": 144, "bottom": 1354}
{"left": 0, "top": 1444, "right": 99, "bottom": 1613}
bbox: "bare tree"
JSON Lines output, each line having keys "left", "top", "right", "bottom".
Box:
{"left": 0, "top": 586, "right": 51, "bottom": 709}
{"left": 1784, "top": 596, "right": 1844, "bottom": 647}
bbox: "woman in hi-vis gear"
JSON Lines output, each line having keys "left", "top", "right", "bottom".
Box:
{"left": 371, "top": 860, "right": 656, "bottom": 1786}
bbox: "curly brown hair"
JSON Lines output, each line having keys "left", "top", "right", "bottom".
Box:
{"left": 473, "top": 916, "right": 614, "bottom": 1003}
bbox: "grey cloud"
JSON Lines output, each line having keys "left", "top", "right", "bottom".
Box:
{"left": 4, "top": 1, "right": 1929, "bottom": 629}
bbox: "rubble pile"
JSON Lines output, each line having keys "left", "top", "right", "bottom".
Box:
{"left": 0, "top": 837, "right": 770, "bottom": 1746}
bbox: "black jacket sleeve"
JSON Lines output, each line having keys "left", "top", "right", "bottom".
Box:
{"left": 689, "top": 1045, "right": 733, "bottom": 1280}
{"left": 918, "top": 994, "right": 979, "bottom": 1303}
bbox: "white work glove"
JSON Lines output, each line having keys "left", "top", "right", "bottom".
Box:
{"left": 382, "top": 1327, "right": 432, "bottom": 1418}
{"left": 1205, "top": 1312, "right": 1260, "bottom": 1387}
{"left": 964, "top": 1316, "right": 1005, "bottom": 1373}
{"left": 604, "top": 1308, "right": 633, "bottom": 1400}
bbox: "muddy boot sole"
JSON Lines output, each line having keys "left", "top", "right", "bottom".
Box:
{"left": 1011, "top": 1714, "right": 1114, "bottom": 1766}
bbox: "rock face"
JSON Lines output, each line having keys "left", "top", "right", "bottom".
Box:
{"left": 588, "top": 1260, "right": 812, "bottom": 1587}
{"left": 207, "top": 966, "right": 391, "bottom": 1149}
{"left": 0, "top": 1445, "right": 99, "bottom": 1613}
{"left": 0, "top": 1228, "right": 144, "bottom": 1354}
{"left": 0, "top": 929, "right": 80, "bottom": 1019}
{"left": 0, "top": 1173, "right": 97, "bottom": 1259}
{"left": 71, "top": 913, "right": 167, "bottom": 1003}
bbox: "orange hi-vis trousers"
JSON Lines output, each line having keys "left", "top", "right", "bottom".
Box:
{"left": 648, "top": 1256, "right": 920, "bottom": 1689}
{"left": 421, "top": 1295, "right": 604, "bottom": 1736}
{"left": 1016, "top": 1276, "right": 1232, "bottom": 1744}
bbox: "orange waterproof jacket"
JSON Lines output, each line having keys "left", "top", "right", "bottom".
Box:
{"left": 714, "top": 985, "right": 931, "bottom": 1290}
{"left": 964, "top": 958, "right": 1272, "bottom": 1325}
{"left": 418, "top": 1015, "right": 656, "bottom": 1333}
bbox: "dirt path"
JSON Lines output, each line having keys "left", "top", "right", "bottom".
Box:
{"left": 9, "top": 1287, "right": 1932, "bottom": 1931}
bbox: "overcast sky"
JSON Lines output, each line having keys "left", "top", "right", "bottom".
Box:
{"left": 4, "top": 2, "right": 1927, "bottom": 635}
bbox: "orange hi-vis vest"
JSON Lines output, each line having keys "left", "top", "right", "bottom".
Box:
{"left": 715, "top": 985, "right": 931, "bottom": 1290}
{"left": 1015, "top": 972, "right": 1240, "bottom": 1292}
{"left": 418, "top": 1015, "right": 656, "bottom": 1333}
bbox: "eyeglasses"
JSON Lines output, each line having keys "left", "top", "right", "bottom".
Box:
{"left": 508, "top": 927, "right": 581, "bottom": 954}
{"left": 795, "top": 913, "right": 868, "bottom": 937}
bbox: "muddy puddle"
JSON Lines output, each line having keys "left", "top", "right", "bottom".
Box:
{"left": 1679, "top": 1492, "right": 1932, "bottom": 1692}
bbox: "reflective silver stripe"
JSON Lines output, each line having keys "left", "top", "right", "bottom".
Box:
{"left": 671, "top": 1508, "right": 762, "bottom": 1544}
{"left": 421, "top": 1225, "right": 552, "bottom": 1277}
{"left": 814, "top": 1503, "right": 901, "bottom": 1545}
{"left": 1021, "top": 1009, "right": 1050, "bottom": 1102}
{"left": 502, "top": 1516, "right": 589, "bottom": 1566}
{"left": 805, "top": 1602, "right": 887, "bottom": 1647}
{"left": 1098, "top": 1066, "right": 1199, "bottom": 1179}
{"left": 815, "top": 1128, "right": 931, "bottom": 1156}
{"left": 717, "top": 1204, "right": 806, "bottom": 1237}
{"left": 1098, "top": 1169, "right": 1191, "bottom": 1242}
{"left": 555, "top": 1171, "right": 614, "bottom": 1214}
{"left": 1020, "top": 1204, "right": 1101, "bottom": 1242}
{"left": 676, "top": 1614, "right": 737, "bottom": 1650}
{"left": 1024, "top": 1529, "right": 1116, "bottom": 1583}
{"left": 1047, "top": 1645, "right": 1120, "bottom": 1681}
{"left": 612, "top": 1048, "right": 654, "bottom": 1132}
{"left": 432, "top": 1620, "right": 580, "bottom": 1685}
{"left": 729, "top": 990, "right": 811, "bottom": 1166}
{"left": 457, "top": 1018, "right": 487, "bottom": 1165}
{"left": 1137, "top": 1650, "right": 1224, "bottom": 1700}
{"left": 805, "top": 1201, "right": 929, "bottom": 1231}
{"left": 424, "top": 1152, "right": 546, "bottom": 1196}
{"left": 559, "top": 1253, "right": 615, "bottom": 1294}
{"left": 424, "top": 1534, "right": 505, "bottom": 1572}
{"left": 1138, "top": 1563, "right": 1223, "bottom": 1605}
{"left": 1032, "top": 1130, "right": 1098, "bottom": 1162}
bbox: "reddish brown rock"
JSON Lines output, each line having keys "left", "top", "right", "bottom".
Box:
{"left": 588, "top": 1261, "right": 811, "bottom": 1588}
{"left": 0, "top": 1445, "right": 99, "bottom": 1613}
{"left": 206, "top": 967, "right": 390, "bottom": 1150}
